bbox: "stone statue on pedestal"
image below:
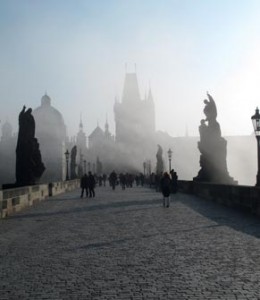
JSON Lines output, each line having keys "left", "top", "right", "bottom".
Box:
{"left": 156, "top": 144, "right": 164, "bottom": 175}
{"left": 70, "top": 145, "right": 77, "bottom": 179}
{"left": 16, "top": 105, "right": 45, "bottom": 186}
{"left": 194, "top": 93, "right": 236, "bottom": 184}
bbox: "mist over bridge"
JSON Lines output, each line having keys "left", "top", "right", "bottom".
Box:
{"left": 1, "top": 185, "right": 260, "bottom": 299}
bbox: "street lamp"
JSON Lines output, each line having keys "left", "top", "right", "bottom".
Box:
{"left": 148, "top": 160, "right": 151, "bottom": 175}
{"left": 167, "top": 148, "right": 173, "bottom": 173}
{"left": 251, "top": 107, "right": 260, "bottom": 186}
{"left": 65, "top": 149, "right": 70, "bottom": 181}
{"left": 143, "top": 161, "right": 146, "bottom": 176}
{"left": 83, "top": 160, "right": 86, "bottom": 174}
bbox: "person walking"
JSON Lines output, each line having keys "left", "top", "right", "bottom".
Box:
{"left": 160, "top": 172, "right": 171, "bottom": 207}
{"left": 88, "top": 171, "right": 96, "bottom": 198}
{"left": 170, "top": 169, "right": 178, "bottom": 194}
{"left": 109, "top": 170, "right": 117, "bottom": 190}
{"left": 80, "top": 173, "right": 89, "bottom": 198}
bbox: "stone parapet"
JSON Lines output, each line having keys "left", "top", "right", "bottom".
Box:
{"left": 0, "top": 179, "right": 80, "bottom": 218}
{"left": 178, "top": 180, "right": 260, "bottom": 215}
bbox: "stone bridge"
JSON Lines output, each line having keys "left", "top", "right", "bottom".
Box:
{"left": 0, "top": 185, "right": 260, "bottom": 299}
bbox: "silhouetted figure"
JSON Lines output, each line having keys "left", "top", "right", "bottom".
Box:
{"left": 98, "top": 176, "right": 102, "bottom": 186}
{"left": 80, "top": 173, "right": 89, "bottom": 198}
{"left": 135, "top": 175, "right": 140, "bottom": 186}
{"left": 170, "top": 169, "right": 178, "bottom": 194}
{"left": 102, "top": 174, "right": 107, "bottom": 186}
{"left": 126, "top": 173, "right": 134, "bottom": 187}
{"left": 88, "top": 171, "right": 96, "bottom": 197}
{"left": 156, "top": 145, "right": 164, "bottom": 175}
{"left": 109, "top": 170, "right": 117, "bottom": 190}
{"left": 203, "top": 92, "right": 217, "bottom": 123}
{"left": 70, "top": 145, "right": 77, "bottom": 179}
{"left": 140, "top": 173, "right": 144, "bottom": 186}
{"left": 119, "top": 173, "right": 126, "bottom": 190}
{"left": 194, "top": 93, "right": 236, "bottom": 184}
{"left": 96, "top": 156, "right": 103, "bottom": 175}
{"left": 160, "top": 172, "right": 171, "bottom": 207}
{"left": 16, "top": 105, "right": 45, "bottom": 186}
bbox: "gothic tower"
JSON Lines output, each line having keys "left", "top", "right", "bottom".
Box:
{"left": 114, "top": 72, "right": 155, "bottom": 147}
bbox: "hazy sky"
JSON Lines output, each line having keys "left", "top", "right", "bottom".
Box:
{"left": 1, "top": 0, "right": 260, "bottom": 137}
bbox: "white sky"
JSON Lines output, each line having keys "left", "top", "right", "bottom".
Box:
{"left": 1, "top": 0, "right": 260, "bottom": 137}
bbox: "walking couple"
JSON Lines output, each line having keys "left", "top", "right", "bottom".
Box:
{"left": 80, "top": 171, "right": 96, "bottom": 198}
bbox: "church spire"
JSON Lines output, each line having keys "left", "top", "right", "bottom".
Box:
{"left": 147, "top": 86, "right": 154, "bottom": 103}
{"left": 105, "top": 114, "right": 109, "bottom": 132}
{"left": 79, "top": 113, "right": 83, "bottom": 130}
{"left": 122, "top": 72, "right": 141, "bottom": 103}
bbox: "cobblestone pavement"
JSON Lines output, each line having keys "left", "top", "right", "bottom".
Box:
{"left": 1, "top": 186, "right": 260, "bottom": 299}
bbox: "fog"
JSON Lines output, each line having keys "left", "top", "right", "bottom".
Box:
{"left": 0, "top": 1, "right": 260, "bottom": 186}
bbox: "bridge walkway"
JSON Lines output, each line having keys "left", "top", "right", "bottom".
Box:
{"left": 0, "top": 186, "right": 260, "bottom": 299}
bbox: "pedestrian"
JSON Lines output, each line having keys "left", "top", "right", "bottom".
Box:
{"left": 88, "top": 171, "right": 96, "bottom": 197}
{"left": 80, "top": 173, "right": 89, "bottom": 198}
{"left": 170, "top": 169, "right": 178, "bottom": 194}
{"left": 102, "top": 174, "right": 107, "bottom": 186}
{"left": 160, "top": 172, "right": 171, "bottom": 207}
{"left": 109, "top": 170, "right": 117, "bottom": 190}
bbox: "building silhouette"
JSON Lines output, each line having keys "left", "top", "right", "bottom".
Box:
{"left": 33, "top": 93, "right": 67, "bottom": 182}
{"left": 114, "top": 72, "right": 155, "bottom": 146}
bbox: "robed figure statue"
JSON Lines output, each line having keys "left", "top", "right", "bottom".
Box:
{"left": 156, "top": 144, "right": 164, "bottom": 175}
{"left": 16, "top": 105, "right": 45, "bottom": 186}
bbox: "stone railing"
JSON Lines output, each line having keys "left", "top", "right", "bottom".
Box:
{"left": 0, "top": 179, "right": 80, "bottom": 219}
{"left": 178, "top": 180, "right": 260, "bottom": 216}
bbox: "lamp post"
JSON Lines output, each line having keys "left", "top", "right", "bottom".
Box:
{"left": 143, "top": 161, "right": 146, "bottom": 176}
{"left": 83, "top": 160, "right": 86, "bottom": 174}
{"left": 251, "top": 107, "right": 260, "bottom": 186}
{"left": 65, "top": 149, "right": 70, "bottom": 181}
{"left": 167, "top": 148, "right": 173, "bottom": 173}
{"left": 148, "top": 160, "right": 151, "bottom": 175}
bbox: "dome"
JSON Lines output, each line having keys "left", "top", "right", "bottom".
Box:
{"left": 1, "top": 121, "right": 12, "bottom": 139}
{"left": 89, "top": 126, "right": 104, "bottom": 138}
{"left": 33, "top": 94, "right": 66, "bottom": 141}
{"left": 2, "top": 120, "right": 12, "bottom": 132}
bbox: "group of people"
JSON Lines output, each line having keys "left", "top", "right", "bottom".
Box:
{"left": 80, "top": 169, "right": 178, "bottom": 209}
{"left": 80, "top": 171, "right": 96, "bottom": 198}
{"left": 160, "top": 169, "right": 178, "bottom": 208}
{"left": 108, "top": 171, "right": 145, "bottom": 190}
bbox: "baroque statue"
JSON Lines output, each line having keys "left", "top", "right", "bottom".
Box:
{"left": 194, "top": 93, "right": 236, "bottom": 184}
{"left": 16, "top": 105, "right": 45, "bottom": 186}
{"left": 156, "top": 144, "right": 164, "bottom": 175}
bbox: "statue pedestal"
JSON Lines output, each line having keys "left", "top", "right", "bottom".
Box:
{"left": 194, "top": 131, "right": 237, "bottom": 185}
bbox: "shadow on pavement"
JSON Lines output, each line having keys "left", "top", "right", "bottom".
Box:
{"left": 9, "top": 197, "right": 162, "bottom": 220}
{"left": 176, "top": 193, "right": 260, "bottom": 239}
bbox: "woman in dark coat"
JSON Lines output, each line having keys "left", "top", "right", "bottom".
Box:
{"left": 160, "top": 172, "right": 171, "bottom": 207}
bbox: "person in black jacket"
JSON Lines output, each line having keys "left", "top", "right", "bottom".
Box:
{"left": 160, "top": 172, "right": 171, "bottom": 207}
{"left": 80, "top": 173, "right": 89, "bottom": 198}
{"left": 88, "top": 171, "right": 96, "bottom": 198}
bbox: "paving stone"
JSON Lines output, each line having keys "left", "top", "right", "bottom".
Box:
{"left": 0, "top": 186, "right": 260, "bottom": 299}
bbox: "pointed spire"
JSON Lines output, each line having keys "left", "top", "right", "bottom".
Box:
{"left": 147, "top": 84, "right": 153, "bottom": 102}
{"left": 144, "top": 90, "right": 147, "bottom": 101}
{"left": 122, "top": 73, "right": 141, "bottom": 103}
{"left": 105, "top": 114, "right": 109, "bottom": 132}
{"left": 185, "top": 124, "right": 189, "bottom": 137}
{"left": 79, "top": 113, "right": 83, "bottom": 130}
